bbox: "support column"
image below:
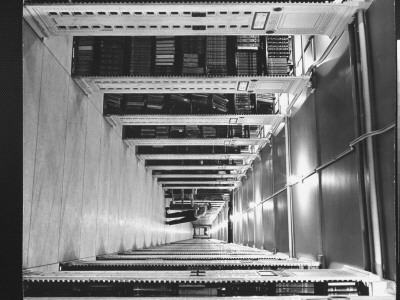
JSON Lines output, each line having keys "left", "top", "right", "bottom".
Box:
{"left": 285, "top": 116, "right": 295, "bottom": 258}
{"left": 357, "top": 10, "right": 383, "bottom": 277}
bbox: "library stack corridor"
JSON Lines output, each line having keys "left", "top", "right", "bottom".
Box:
{"left": 22, "top": 0, "right": 397, "bottom": 299}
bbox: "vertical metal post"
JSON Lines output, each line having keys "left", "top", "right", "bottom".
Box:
{"left": 228, "top": 191, "right": 233, "bottom": 243}
{"left": 301, "top": 36, "right": 306, "bottom": 75}
{"left": 357, "top": 10, "right": 383, "bottom": 277}
{"left": 285, "top": 116, "right": 295, "bottom": 258}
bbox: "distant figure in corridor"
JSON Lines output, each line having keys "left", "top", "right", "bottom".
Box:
{"left": 165, "top": 203, "right": 211, "bottom": 225}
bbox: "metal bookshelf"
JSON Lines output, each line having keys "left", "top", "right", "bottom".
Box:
{"left": 24, "top": 2, "right": 371, "bottom": 38}
{"left": 74, "top": 75, "right": 310, "bottom": 95}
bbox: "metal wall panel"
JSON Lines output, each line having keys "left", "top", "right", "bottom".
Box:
{"left": 261, "top": 145, "right": 274, "bottom": 200}
{"left": 320, "top": 154, "right": 366, "bottom": 268}
{"left": 290, "top": 91, "right": 321, "bottom": 260}
{"left": 247, "top": 169, "right": 255, "bottom": 247}
{"left": 365, "top": 0, "right": 397, "bottom": 281}
{"left": 247, "top": 210, "right": 255, "bottom": 247}
{"left": 274, "top": 190, "right": 289, "bottom": 255}
{"left": 254, "top": 204, "right": 264, "bottom": 249}
{"left": 313, "top": 31, "right": 366, "bottom": 269}
{"left": 292, "top": 174, "right": 321, "bottom": 260}
{"left": 241, "top": 183, "right": 249, "bottom": 245}
{"left": 290, "top": 91, "right": 319, "bottom": 179}
{"left": 314, "top": 32, "right": 357, "bottom": 165}
{"left": 262, "top": 199, "right": 275, "bottom": 251}
{"left": 272, "top": 130, "right": 287, "bottom": 192}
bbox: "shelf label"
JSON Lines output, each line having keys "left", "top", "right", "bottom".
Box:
{"left": 252, "top": 12, "right": 270, "bottom": 30}
{"left": 237, "top": 81, "right": 249, "bottom": 91}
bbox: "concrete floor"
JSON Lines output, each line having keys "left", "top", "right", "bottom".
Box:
{"left": 23, "top": 20, "right": 193, "bottom": 271}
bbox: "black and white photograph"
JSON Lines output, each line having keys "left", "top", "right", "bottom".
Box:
{"left": 20, "top": 0, "right": 398, "bottom": 298}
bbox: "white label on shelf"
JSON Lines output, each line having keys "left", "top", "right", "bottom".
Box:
{"left": 252, "top": 12, "right": 270, "bottom": 30}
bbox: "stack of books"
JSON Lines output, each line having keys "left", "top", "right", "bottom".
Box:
{"left": 182, "top": 36, "right": 205, "bottom": 75}
{"left": 202, "top": 126, "right": 217, "bottom": 138}
{"left": 275, "top": 282, "right": 315, "bottom": 296}
{"left": 125, "top": 94, "right": 145, "bottom": 112}
{"left": 104, "top": 94, "right": 123, "bottom": 113}
{"left": 211, "top": 94, "right": 229, "bottom": 113}
{"left": 249, "top": 125, "right": 260, "bottom": 138}
{"left": 73, "top": 37, "right": 95, "bottom": 76}
{"left": 155, "top": 36, "right": 175, "bottom": 76}
{"left": 235, "top": 94, "right": 253, "bottom": 114}
{"left": 257, "top": 101, "right": 274, "bottom": 114}
{"left": 327, "top": 282, "right": 358, "bottom": 297}
{"left": 266, "top": 36, "right": 291, "bottom": 76}
{"left": 170, "top": 126, "right": 185, "bottom": 138}
{"left": 129, "top": 37, "right": 152, "bottom": 76}
{"left": 146, "top": 94, "right": 164, "bottom": 111}
{"left": 140, "top": 126, "right": 156, "bottom": 138}
{"left": 191, "top": 94, "right": 209, "bottom": 114}
{"left": 236, "top": 51, "right": 258, "bottom": 76}
{"left": 257, "top": 93, "right": 276, "bottom": 102}
{"left": 240, "top": 146, "right": 252, "bottom": 154}
{"left": 98, "top": 37, "right": 125, "bottom": 76}
{"left": 186, "top": 125, "right": 200, "bottom": 138}
{"left": 232, "top": 158, "right": 244, "bottom": 165}
{"left": 237, "top": 36, "right": 260, "bottom": 50}
{"left": 230, "top": 125, "right": 243, "bottom": 138}
{"left": 155, "top": 126, "right": 170, "bottom": 138}
{"left": 216, "top": 125, "right": 228, "bottom": 138}
{"left": 206, "top": 36, "right": 227, "bottom": 75}
{"left": 182, "top": 53, "right": 204, "bottom": 75}
{"left": 182, "top": 36, "right": 205, "bottom": 54}
{"left": 170, "top": 94, "right": 191, "bottom": 114}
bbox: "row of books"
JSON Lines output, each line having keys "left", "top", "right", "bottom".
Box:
{"left": 154, "top": 36, "right": 175, "bottom": 76}
{"left": 129, "top": 125, "right": 261, "bottom": 139}
{"left": 236, "top": 51, "right": 258, "bottom": 76}
{"left": 275, "top": 282, "right": 315, "bottom": 296}
{"left": 104, "top": 93, "right": 273, "bottom": 115}
{"left": 234, "top": 94, "right": 254, "bottom": 114}
{"left": 182, "top": 36, "right": 205, "bottom": 76}
{"left": 237, "top": 35, "right": 260, "bottom": 51}
{"left": 98, "top": 37, "right": 125, "bottom": 76}
{"left": 129, "top": 37, "right": 152, "bottom": 76}
{"left": 73, "top": 37, "right": 95, "bottom": 76}
{"left": 266, "top": 36, "right": 292, "bottom": 76}
{"left": 73, "top": 36, "right": 293, "bottom": 77}
{"left": 205, "top": 36, "right": 227, "bottom": 75}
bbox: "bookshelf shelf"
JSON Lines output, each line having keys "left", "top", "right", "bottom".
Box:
{"left": 75, "top": 75, "right": 310, "bottom": 95}
{"left": 147, "top": 165, "right": 249, "bottom": 171}
{"left": 125, "top": 138, "right": 268, "bottom": 147}
{"left": 137, "top": 153, "right": 258, "bottom": 161}
{"left": 162, "top": 186, "right": 235, "bottom": 190}
{"left": 108, "top": 113, "right": 283, "bottom": 126}
{"left": 24, "top": 2, "right": 370, "bottom": 38}
{"left": 160, "top": 181, "right": 239, "bottom": 185}
{"left": 154, "top": 174, "right": 241, "bottom": 179}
